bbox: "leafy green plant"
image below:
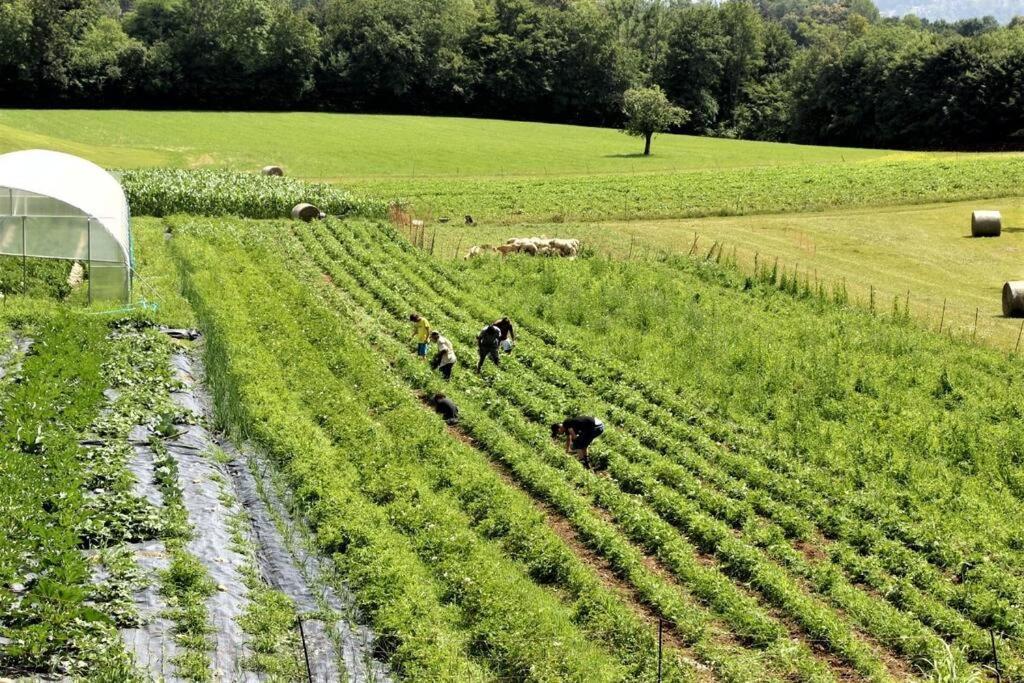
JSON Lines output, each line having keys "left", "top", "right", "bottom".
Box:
{"left": 120, "top": 169, "right": 386, "bottom": 220}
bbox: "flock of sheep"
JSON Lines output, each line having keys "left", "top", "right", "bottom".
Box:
{"left": 467, "top": 237, "right": 581, "bottom": 259}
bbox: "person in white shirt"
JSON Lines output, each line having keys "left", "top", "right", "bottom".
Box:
{"left": 429, "top": 331, "right": 457, "bottom": 380}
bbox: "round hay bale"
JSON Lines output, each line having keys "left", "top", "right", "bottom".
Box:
{"left": 291, "top": 203, "right": 324, "bottom": 222}
{"left": 1003, "top": 281, "right": 1024, "bottom": 317}
{"left": 262, "top": 165, "right": 284, "bottom": 176}
{"left": 971, "top": 210, "right": 1002, "bottom": 237}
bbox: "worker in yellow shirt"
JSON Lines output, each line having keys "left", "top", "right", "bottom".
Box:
{"left": 410, "top": 313, "right": 431, "bottom": 358}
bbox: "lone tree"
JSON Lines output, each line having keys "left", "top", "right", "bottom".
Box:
{"left": 622, "top": 86, "right": 688, "bottom": 156}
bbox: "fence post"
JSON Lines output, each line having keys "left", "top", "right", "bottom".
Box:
{"left": 973, "top": 307, "right": 979, "bottom": 342}
{"left": 939, "top": 298, "right": 947, "bottom": 333}
{"left": 1016, "top": 319, "right": 1023, "bottom": 353}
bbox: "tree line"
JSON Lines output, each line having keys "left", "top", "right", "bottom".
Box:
{"left": 1, "top": 0, "right": 1022, "bottom": 150}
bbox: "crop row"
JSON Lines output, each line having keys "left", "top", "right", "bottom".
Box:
{"left": 0, "top": 308, "right": 186, "bottom": 678}
{"left": 346, "top": 156, "right": 1024, "bottom": 223}
{"left": 287, "top": 223, "right": 822, "bottom": 681}
{"left": 121, "top": 169, "right": 387, "bottom": 219}
{"left": 374, "top": 218, "right": 1024, "bottom": 642}
{"left": 302, "top": 218, "right": 1020, "bottom": 678}
{"left": 379, "top": 220, "right": 1024, "bottom": 669}
{"left": 167, "top": 218, "right": 725, "bottom": 681}
{"left": 295, "top": 220, "right": 901, "bottom": 680}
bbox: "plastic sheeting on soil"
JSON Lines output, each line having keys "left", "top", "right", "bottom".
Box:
{"left": 166, "top": 352, "right": 260, "bottom": 682}
{"left": 182, "top": 349, "right": 392, "bottom": 683}
{"left": 0, "top": 334, "right": 32, "bottom": 381}
{"left": 92, "top": 385, "right": 182, "bottom": 681}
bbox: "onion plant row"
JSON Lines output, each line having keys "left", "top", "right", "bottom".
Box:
{"left": 304, "top": 218, "right": 1021, "bottom": 679}
{"left": 295, "top": 220, "right": 893, "bottom": 681}
{"left": 165, "top": 218, "right": 736, "bottom": 681}
{"left": 360, "top": 217, "right": 1024, "bottom": 650}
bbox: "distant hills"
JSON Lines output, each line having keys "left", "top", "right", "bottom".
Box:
{"left": 874, "top": 0, "right": 1024, "bottom": 22}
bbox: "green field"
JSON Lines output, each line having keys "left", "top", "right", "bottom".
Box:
{"left": 4, "top": 111, "right": 1024, "bottom": 681}
{"left": 426, "top": 197, "right": 1024, "bottom": 349}
{"left": 0, "top": 109, "right": 914, "bottom": 179}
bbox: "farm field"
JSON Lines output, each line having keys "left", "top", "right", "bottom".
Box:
{"left": 3, "top": 112, "right": 1024, "bottom": 681}
{"left": 134, "top": 213, "right": 1024, "bottom": 681}
{"left": 0, "top": 109, "right": 898, "bottom": 179}
{"left": 428, "top": 197, "right": 1024, "bottom": 350}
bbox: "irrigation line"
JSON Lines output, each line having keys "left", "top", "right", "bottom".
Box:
{"left": 990, "top": 629, "right": 1002, "bottom": 683}
{"left": 657, "top": 618, "right": 663, "bottom": 683}
{"left": 297, "top": 618, "right": 314, "bottom": 683}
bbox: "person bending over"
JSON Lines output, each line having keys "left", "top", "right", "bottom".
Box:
{"left": 429, "top": 393, "right": 460, "bottom": 424}
{"left": 476, "top": 322, "right": 502, "bottom": 372}
{"left": 429, "top": 331, "right": 457, "bottom": 380}
{"left": 551, "top": 415, "right": 605, "bottom": 469}
{"left": 493, "top": 317, "right": 516, "bottom": 353}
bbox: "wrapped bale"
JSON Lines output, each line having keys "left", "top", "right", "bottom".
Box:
{"left": 971, "top": 210, "right": 1002, "bottom": 237}
{"left": 1003, "top": 281, "right": 1024, "bottom": 317}
{"left": 291, "top": 203, "right": 325, "bottom": 222}
{"left": 262, "top": 165, "right": 284, "bottom": 176}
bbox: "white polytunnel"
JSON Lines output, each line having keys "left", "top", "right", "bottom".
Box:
{"left": 0, "top": 149, "right": 132, "bottom": 302}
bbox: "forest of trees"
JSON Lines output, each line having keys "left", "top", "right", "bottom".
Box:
{"left": 1, "top": 0, "right": 1022, "bottom": 150}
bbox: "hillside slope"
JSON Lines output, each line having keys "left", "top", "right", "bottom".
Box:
{"left": 0, "top": 110, "right": 899, "bottom": 179}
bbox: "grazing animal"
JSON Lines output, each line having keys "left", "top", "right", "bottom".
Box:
{"left": 466, "top": 245, "right": 497, "bottom": 258}
{"left": 474, "top": 237, "right": 580, "bottom": 257}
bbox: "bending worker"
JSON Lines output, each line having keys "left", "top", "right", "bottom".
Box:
{"left": 493, "top": 316, "right": 516, "bottom": 353}
{"left": 551, "top": 415, "right": 605, "bottom": 469}
{"left": 476, "top": 321, "right": 502, "bottom": 372}
{"left": 429, "top": 331, "right": 457, "bottom": 380}
{"left": 429, "top": 393, "right": 460, "bottom": 424}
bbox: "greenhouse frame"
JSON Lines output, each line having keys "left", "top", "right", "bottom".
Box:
{"left": 0, "top": 149, "right": 133, "bottom": 302}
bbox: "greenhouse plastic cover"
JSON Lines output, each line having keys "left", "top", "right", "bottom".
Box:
{"left": 0, "top": 149, "right": 131, "bottom": 265}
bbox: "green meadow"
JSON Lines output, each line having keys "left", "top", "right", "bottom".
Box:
{"left": 0, "top": 109, "right": 902, "bottom": 179}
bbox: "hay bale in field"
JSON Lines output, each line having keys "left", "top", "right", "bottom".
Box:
{"left": 1003, "top": 281, "right": 1024, "bottom": 317}
{"left": 291, "top": 203, "right": 325, "bottom": 222}
{"left": 262, "top": 165, "right": 284, "bottom": 176}
{"left": 971, "top": 210, "right": 1002, "bottom": 237}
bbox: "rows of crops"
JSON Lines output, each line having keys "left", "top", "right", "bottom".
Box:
{"left": 349, "top": 156, "right": 1024, "bottom": 223}
{"left": 120, "top": 169, "right": 387, "bottom": 219}
{"left": 0, "top": 303, "right": 195, "bottom": 677}
{"left": 155, "top": 215, "right": 1024, "bottom": 681}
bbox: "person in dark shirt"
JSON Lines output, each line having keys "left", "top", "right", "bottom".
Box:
{"left": 551, "top": 415, "right": 605, "bottom": 469}
{"left": 429, "top": 393, "right": 460, "bottom": 424}
{"left": 476, "top": 323, "right": 502, "bottom": 372}
{"left": 493, "top": 317, "right": 515, "bottom": 353}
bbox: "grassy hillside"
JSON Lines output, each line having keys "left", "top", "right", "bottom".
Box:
{"left": 0, "top": 109, "right": 901, "bottom": 179}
